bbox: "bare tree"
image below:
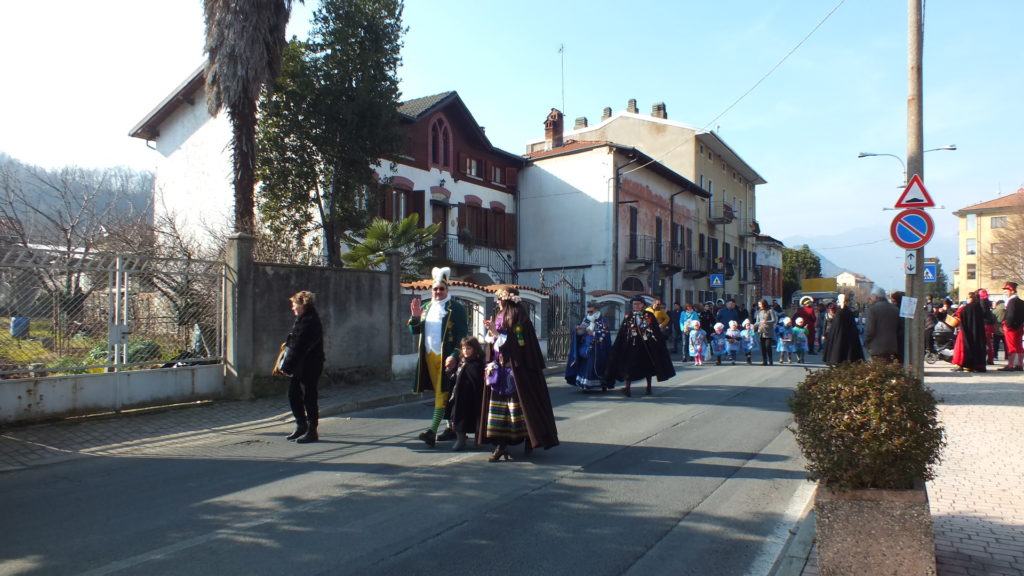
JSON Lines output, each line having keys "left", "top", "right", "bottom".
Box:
{"left": 980, "top": 192, "right": 1024, "bottom": 287}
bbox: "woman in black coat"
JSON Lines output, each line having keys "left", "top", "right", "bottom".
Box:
{"left": 279, "top": 290, "right": 325, "bottom": 443}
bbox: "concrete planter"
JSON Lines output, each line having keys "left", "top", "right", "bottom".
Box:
{"left": 815, "top": 482, "right": 936, "bottom": 576}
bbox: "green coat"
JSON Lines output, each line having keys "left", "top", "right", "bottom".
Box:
{"left": 408, "top": 298, "right": 468, "bottom": 393}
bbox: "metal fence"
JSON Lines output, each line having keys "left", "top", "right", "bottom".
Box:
{"left": 0, "top": 246, "right": 223, "bottom": 378}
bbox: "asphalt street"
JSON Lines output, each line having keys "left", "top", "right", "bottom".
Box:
{"left": 0, "top": 360, "right": 815, "bottom": 576}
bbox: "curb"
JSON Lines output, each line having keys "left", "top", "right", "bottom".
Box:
{"left": 769, "top": 496, "right": 817, "bottom": 576}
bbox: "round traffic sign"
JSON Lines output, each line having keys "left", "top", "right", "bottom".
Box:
{"left": 890, "top": 208, "right": 934, "bottom": 250}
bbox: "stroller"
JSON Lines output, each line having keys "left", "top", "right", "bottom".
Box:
{"left": 924, "top": 328, "right": 955, "bottom": 364}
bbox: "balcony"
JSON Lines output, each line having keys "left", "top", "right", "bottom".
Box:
{"left": 437, "top": 233, "right": 517, "bottom": 284}
{"left": 709, "top": 201, "right": 735, "bottom": 224}
{"left": 709, "top": 257, "right": 735, "bottom": 279}
{"left": 738, "top": 219, "right": 760, "bottom": 238}
{"left": 626, "top": 234, "right": 663, "bottom": 264}
{"left": 682, "top": 250, "right": 708, "bottom": 279}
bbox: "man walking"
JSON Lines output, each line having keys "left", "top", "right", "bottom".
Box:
{"left": 863, "top": 288, "right": 901, "bottom": 362}
{"left": 999, "top": 282, "right": 1023, "bottom": 371}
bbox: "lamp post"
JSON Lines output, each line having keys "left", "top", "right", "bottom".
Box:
{"left": 857, "top": 146, "right": 956, "bottom": 186}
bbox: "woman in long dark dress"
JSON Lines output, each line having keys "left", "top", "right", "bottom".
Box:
{"left": 564, "top": 302, "right": 612, "bottom": 392}
{"left": 822, "top": 293, "right": 865, "bottom": 365}
{"left": 951, "top": 291, "right": 988, "bottom": 373}
{"left": 278, "top": 290, "right": 325, "bottom": 444}
{"left": 478, "top": 287, "right": 559, "bottom": 462}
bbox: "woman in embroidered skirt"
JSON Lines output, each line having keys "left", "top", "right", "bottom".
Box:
{"left": 478, "top": 287, "right": 559, "bottom": 462}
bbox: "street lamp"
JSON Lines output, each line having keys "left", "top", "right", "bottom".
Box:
{"left": 857, "top": 145, "right": 956, "bottom": 185}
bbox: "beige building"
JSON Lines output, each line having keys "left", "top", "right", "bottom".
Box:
{"left": 952, "top": 188, "right": 1024, "bottom": 296}
{"left": 526, "top": 99, "right": 768, "bottom": 307}
{"left": 836, "top": 271, "right": 874, "bottom": 292}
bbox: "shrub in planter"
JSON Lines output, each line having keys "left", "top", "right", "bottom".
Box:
{"left": 788, "top": 360, "right": 945, "bottom": 490}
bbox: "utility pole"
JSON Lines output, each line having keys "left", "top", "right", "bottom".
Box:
{"left": 906, "top": 0, "right": 925, "bottom": 376}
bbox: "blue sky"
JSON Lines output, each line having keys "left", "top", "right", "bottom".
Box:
{"left": 2, "top": 1, "right": 1021, "bottom": 292}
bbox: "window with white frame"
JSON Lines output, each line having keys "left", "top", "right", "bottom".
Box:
{"left": 966, "top": 238, "right": 976, "bottom": 255}
{"left": 967, "top": 263, "right": 976, "bottom": 280}
{"left": 966, "top": 214, "right": 976, "bottom": 230}
{"left": 465, "top": 156, "right": 480, "bottom": 178}
{"left": 991, "top": 216, "right": 1008, "bottom": 228}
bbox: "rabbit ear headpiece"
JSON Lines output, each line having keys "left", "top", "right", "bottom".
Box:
{"left": 431, "top": 267, "right": 451, "bottom": 288}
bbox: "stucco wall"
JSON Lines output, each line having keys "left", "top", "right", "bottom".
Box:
{"left": 250, "top": 263, "right": 414, "bottom": 393}
{"left": 518, "top": 147, "right": 615, "bottom": 284}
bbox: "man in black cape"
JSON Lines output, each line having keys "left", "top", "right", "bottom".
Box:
{"left": 603, "top": 295, "right": 676, "bottom": 397}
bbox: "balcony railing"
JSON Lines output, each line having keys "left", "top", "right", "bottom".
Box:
{"left": 438, "top": 234, "right": 517, "bottom": 284}
{"left": 738, "top": 219, "right": 760, "bottom": 237}
{"left": 709, "top": 201, "right": 735, "bottom": 224}
{"left": 626, "top": 234, "right": 663, "bottom": 263}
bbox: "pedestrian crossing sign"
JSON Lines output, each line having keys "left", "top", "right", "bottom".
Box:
{"left": 709, "top": 274, "right": 724, "bottom": 288}
{"left": 923, "top": 263, "right": 937, "bottom": 283}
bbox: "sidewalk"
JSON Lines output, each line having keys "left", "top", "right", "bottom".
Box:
{"left": 774, "top": 367, "right": 1024, "bottom": 576}
{"left": 0, "top": 377, "right": 422, "bottom": 473}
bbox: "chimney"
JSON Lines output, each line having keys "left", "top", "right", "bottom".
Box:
{"left": 543, "top": 108, "right": 564, "bottom": 149}
{"left": 652, "top": 102, "right": 667, "bottom": 119}
{"left": 601, "top": 107, "right": 612, "bottom": 120}
{"left": 574, "top": 116, "right": 588, "bottom": 129}
{"left": 627, "top": 99, "right": 638, "bottom": 114}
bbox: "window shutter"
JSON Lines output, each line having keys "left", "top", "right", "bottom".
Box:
{"left": 411, "top": 190, "right": 425, "bottom": 227}
{"left": 458, "top": 152, "right": 467, "bottom": 175}
{"left": 504, "top": 213, "right": 517, "bottom": 250}
{"left": 484, "top": 161, "right": 494, "bottom": 183}
{"left": 381, "top": 188, "right": 394, "bottom": 221}
{"left": 485, "top": 208, "right": 497, "bottom": 247}
{"left": 505, "top": 167, "right": 518, "bottom": 188}
{"left": 457, "top": 203, "right": 467, "bottom": 232}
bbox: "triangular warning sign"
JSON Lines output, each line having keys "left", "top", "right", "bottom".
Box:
{"left": 895, "top": 174, "right": 935, "bottom": 208}
{"left": 923, "top": 267, "right": 935, "bottom": 281}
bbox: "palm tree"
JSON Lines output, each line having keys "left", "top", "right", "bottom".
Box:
{"left": 342, "top": 214, "right": 441, "bottom": 281}
{"left": 203, "top": 0, "right": 299, "bottom": 235}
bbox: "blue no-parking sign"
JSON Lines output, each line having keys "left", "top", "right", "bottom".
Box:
{"left": 709, "top": 274, "right": 724, "bottom": 289}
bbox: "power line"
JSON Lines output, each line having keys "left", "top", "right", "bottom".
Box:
{"left": 621, "top": 0, "right": 847, "bottom": 178}
{"left": 700, "top": 0, "right": 847, "bottom": 132}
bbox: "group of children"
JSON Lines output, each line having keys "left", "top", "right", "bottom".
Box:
{"left": 685, "top": 316, "right": 811, "bottom": 366}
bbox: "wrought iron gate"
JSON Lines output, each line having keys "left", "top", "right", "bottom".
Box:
{"left": 541, "top": 269, "right": 587, "bottom": 363}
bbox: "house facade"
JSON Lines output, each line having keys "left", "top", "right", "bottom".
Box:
{"left": 518, "top": 110, "right": 709, "bottom": 303}
{"left": 836, "top": 271, "right": 874, "bottom": 292}
{"left": 522, "top": 102, "right": 772, "bottom": 309}
{"left": 129, "top": 67, "right": 234, "bottom": 245}
{"left": 952, "top": 188, "right": 1024, "bottom": 296}
{"left": 131, "top": 77, "right": 522, "bottom": 284}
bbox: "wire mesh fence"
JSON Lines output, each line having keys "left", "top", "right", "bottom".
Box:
{"left": 0, "top": 246, "right": 223, "bottom": 378}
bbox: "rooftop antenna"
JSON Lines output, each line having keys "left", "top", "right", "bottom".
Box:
{"left": 559, "top": 44, "right": 565, "bottom": 115}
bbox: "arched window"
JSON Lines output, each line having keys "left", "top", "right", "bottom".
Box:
{"left": 430, "top": 118, "right": 451, "bottom": 170}
{"left": 621, "top": 277, "right": 644, "bottom": 292}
